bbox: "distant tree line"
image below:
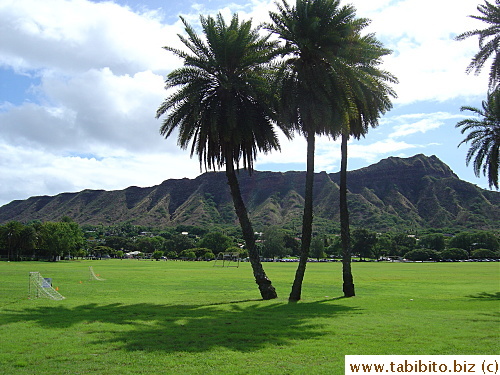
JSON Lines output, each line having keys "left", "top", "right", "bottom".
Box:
{"left": 0, "top": 217, "right": 83, "bottom": 261}
{"left": 328, "top": 229, "right": 499, "bottom": 261}
{"left": 1, "top": 219, "right": 497, "bottom": 263}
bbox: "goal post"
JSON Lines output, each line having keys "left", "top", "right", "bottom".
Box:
{"left": 213, "top": 252, "right": 240, "bottom": 268}
{"left": 28, "top": 272, "right": 65, "bottom": 300}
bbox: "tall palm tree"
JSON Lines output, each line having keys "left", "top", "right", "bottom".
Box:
{"left": 156, "top": 13, "right": 285, "bottom": 299}
{"left": 455, "top": 0, "right": 500, "bottom": 91}
{"left": 456, "top": 89, "right": 500, "bottom": 189}
{"left": 337, "top": 32, "right": 397, "bottom": 297}
{"left": 267, "top": 0, "right": 357, "bottom": 302}
{"left": 267, "top": 0, "right": 396, "bottom": 301}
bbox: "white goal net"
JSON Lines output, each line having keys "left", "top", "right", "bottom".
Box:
{"left": 28, "top": 272, "right": 65, "bottom": 300}
{"left": 89, "top": 266, "right": 105, "bottom": 281}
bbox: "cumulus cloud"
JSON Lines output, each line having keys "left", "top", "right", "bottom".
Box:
{"left": 357, "top": 0, "right": 489, "bottom": 104}
{"left": 0, "top": 0, "right": 183, "bottom": 74}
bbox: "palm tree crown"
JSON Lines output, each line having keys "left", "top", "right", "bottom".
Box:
{"left": 156, "top": 13, "right": 284, "bottom": 172}
{"left": 268, "top": 0, "right": 359, "bottom": 136}
{"left": 456, "top": 89, "right": 500, "bottom": 189}
{"left": 455, "top": 0, "right": 500, "bottom": 91}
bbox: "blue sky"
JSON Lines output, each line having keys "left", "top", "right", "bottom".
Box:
{"left": 0, "top": 0, "right": 494, "bottom": 207}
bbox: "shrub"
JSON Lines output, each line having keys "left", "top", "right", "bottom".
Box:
{"left": 440, "top": 248, "right": 469, "bottom": 260}
{"left": 471, "top": 248, "right": 498, "bottom": 259}
{"left": 178, "top": 250, "right": 196, "bottom": 260}
{"left": 152, "top": 250, "right": 163, "bottom": 261}
{"left": 184, "top": 247, "right": 212, "bottom": 259}
{"left": 203, "top": 251, "right": 215, "bottom": 260}
{"left": 404, "top": 249, "right": 441, "bottom": 261}
{"left": 165, "top": 251, "right": 177, "bottom": 259}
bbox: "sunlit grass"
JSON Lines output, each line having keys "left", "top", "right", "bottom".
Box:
{"left": 0, "top": 260, "right": 498, "bottom": 374}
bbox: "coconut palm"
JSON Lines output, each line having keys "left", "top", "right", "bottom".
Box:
{"left": 337, "top": 31, "right": 397, "bottom": 297}
{"left": 267, "top": 0, "right": 356, "bottom": 302}
{"left": 455, "top": 0, "right": 500, "bottom": 91}
{"left": 156, "top": 13, "right": 285, "bottom": 299}
{"left": 267, "top": 0, "right": 396, "bottom": 301}
{"left": 456, "top": 89, "right": 500, "bottom": 189}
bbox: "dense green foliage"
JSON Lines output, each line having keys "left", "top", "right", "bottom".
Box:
{"left": 1, "top": 218, "right": 498, "bottom": 262}
{"left": 0, "top": 219, "right": 83, "bottom": 261}
{"left": 403, "top": 249, "right": 441, "bottom": 262}
{"left": 471, "top": 248, "right": 498, "bottom": 258}
{"left": 440, "top": 248, "right": 469, "bottom": 260}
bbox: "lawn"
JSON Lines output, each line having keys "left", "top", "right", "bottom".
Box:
{"left": 0, "top": 260, "right": 498, "bottom": 374}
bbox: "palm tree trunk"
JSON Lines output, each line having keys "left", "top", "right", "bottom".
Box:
{"left": 289, "top": 132, "right": 315, "bottom": 302}
{"left": 225, "top": 161, "right": 277, "bottom": 300}
{"left": 340, "top": 133, "right": 355, "bottom": 297}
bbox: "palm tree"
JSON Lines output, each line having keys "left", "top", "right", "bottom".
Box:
{"left": 337, "top": 31, "right": 397, "bottom": 297}
{"left": 456, "top": 89, "right": 500, "bottom": 189}
{"left": 455, "top": 0, "right": 500, "bottom": 91}
{"left": 267, "top": 0, "right": 356, "bottom": 302}
{"left": 156, "top": 13, "right": 285, "bottom": 299}
{"left": 267, "top": 0, "right": 396, "bottom": 301}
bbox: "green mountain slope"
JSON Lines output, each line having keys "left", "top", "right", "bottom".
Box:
{"left": 1, "top": 154, "right": 498, "bottom": 231}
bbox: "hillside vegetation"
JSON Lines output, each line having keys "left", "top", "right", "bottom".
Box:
{"left": 0, "top": 154, "right": 498, "bottom": 231}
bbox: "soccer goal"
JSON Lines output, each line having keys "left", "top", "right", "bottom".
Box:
{"left": 213, "top": 252, "right": 240, "bottom": 268}
{"left": 89, "top": 266, "right": 105, "bottom": 281}
{"left": 28, "top": 272, "right": 65, "bottom": 300}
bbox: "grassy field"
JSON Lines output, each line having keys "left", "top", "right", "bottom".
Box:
{"left": 0, "top": 260, "right": 498, "bottom": 374}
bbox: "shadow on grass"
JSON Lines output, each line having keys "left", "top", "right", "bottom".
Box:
{"left": 0, "top": 300, "right": 360, "bottom": 353}
{"left": 466, "top": 292, "right": 500, "bottom": 300}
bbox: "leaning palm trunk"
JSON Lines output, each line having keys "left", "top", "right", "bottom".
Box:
{"left": 340, "top": 133, "right": 355, "bottom": 297}
{"left": 289, "top": 132, "right": 315, "bottom": 302}
{"left": 225, "top": 162, "right": 278, "bottom": 300}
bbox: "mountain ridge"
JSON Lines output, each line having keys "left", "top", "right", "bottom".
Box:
{"left": 1, "top": 154, "right": 498, "bottom": 231}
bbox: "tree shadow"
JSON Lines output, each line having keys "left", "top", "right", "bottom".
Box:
{"left": 0, "top": 300, "right": 360, "bottom": 353}
{"left": 466, "top": 292, "right": 500, "bottom": 300}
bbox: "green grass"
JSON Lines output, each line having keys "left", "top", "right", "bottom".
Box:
{"left": 0, "top": 260, "right": 498, "bottom": 374}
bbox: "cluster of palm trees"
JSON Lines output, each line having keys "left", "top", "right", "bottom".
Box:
{"left": 156, "top": 0, "right": 397, "bottom": 302}
{"left": 455, "top": 0, "right": 500, "bottom": 190}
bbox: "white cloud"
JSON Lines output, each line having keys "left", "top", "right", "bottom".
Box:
{"left": 0, "top": 0, "right": 183, "bottom": 74}
{"left": 387, "top": 112, "right": 466, "bottom": 139}
{"left": 0, "top": 68, "right": 172, "bottom": 153}
{"left": 314, "top": 137, "right": 420, "bottom": 169}
{"left": 357, "top": 0, "right": 489, "bottom": 104}
{"left": 0, "top": 142, "right": 202, "bottom": 205}
{"left": 347, "top": 139, "right": 418, "bottom": 164}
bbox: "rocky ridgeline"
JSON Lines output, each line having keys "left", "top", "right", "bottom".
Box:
{"left": 1, "top": 154, "right": 498, "bottom": 231}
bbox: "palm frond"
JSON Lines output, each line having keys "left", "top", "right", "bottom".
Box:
{"left": 455, "top": 0, "right": 500, "bottom": 90}
{"left": 456, "top": 89, "right": 500, "bottom": 189}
